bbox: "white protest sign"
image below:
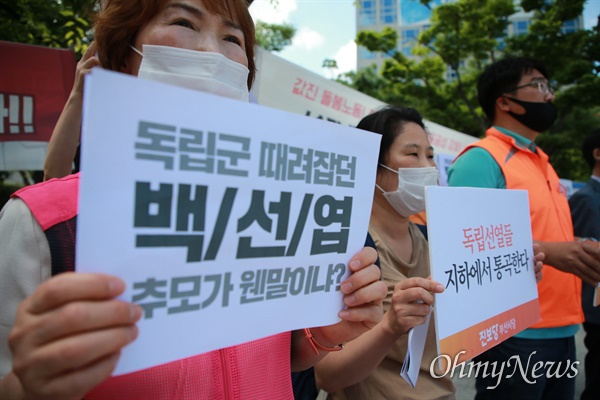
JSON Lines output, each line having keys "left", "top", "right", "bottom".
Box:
{"left": 77, "top": 69, "right": 381, "bottom": 375}
{"left": 426, "top": 187, "right": 540, "bottom": 370}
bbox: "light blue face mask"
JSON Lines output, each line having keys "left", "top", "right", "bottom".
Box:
{"left": 376, "top": 165, "right": 439, "bottom": 217}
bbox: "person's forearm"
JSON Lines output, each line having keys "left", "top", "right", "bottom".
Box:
{"left": 314, "top": 319, "right": 401, "bottom": 393}
{"left": 534, "top": 241, "right": 565, "bottom": 271}
{"left": 44, "top": 94, "right": 83, "bottom": 181}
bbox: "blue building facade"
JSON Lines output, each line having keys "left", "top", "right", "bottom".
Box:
{"left": 356, "top": 0, "right": 584, "bottom": 71}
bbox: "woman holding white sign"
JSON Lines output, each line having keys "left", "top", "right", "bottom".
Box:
{"left": 314, "top": 106, "right": 455, "bottom": 399}
{"left": 0, "top": 1, "right": 387, "bottom": 399}
{"left": 314, "top": 107, "right": 545, "bottom": 399}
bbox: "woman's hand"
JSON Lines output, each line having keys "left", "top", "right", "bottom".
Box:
{"left": 311, "top": 275, "right": 444, "bottom": 390}
{"left": 44, "top": 41, "right": 101, "bottom": 180}
{"left": 70, "top": 41, "right": 101, "bottom": 100}
{"left": 5, "top": 273, "right": 141, "bottom": 400}
{"left": 383, "top": 277, "right": 444, "bottom": 336}
{"left": 307, "top": 247, "right": 387, "bottom": 350}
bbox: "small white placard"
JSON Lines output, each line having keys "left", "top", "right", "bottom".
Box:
{"left": 426, "top": 186, "right": 540, "bottom": 367}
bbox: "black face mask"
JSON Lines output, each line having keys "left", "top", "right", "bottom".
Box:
{"left": 504, "top": 97, "right": 558, "bottom": 133}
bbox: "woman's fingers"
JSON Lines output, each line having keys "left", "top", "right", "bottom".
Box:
{"left": 25, "top": 299, "right": 142, "bottom": 347}
{"left": 338, "top": 303, "right": 384, "bottom": 328}
{"left": 27, "top": 273, "right": 125, "bottom": 314}
{"left": 71, "top": 41, "right": 101, "bottom": 96}
{"left": 346, "top": 246, "right": 378, "bottom": 273}
{"left": 15, "top": 325, "right": 138, "bottom": 379}
{"left": 18, "top": 351, "right": 122, "bottom": 400}
{"left": 8, "top": 274, "right": 141, "bottom": 400}
{"left": 80, "top": 41, "right": 97, "bottom": 62}
{"left": 380, "top": 277, "right": 443, "bottom": 335}
{"left": 393, "top": 277, "right": 444, "bottom": 306}
{"left": 342, "top": 264, "right": 385, "bottom": 306}
{"left": 396, "top": 276, "right": 444, "bottom": 293}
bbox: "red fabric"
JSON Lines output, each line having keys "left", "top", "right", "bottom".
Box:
{"left": 12, "top": 173, "right": 79, "bottom": 231}
{"left": 0, "top": 41, "right": 76, "bottom": 142}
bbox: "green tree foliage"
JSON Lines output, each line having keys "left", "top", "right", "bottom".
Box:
{"left": 1, "top": 0, "right": 295, "bottom": 56}
{"left": 0, "top": 0, "right": 96, "bottom": 57}
{"left": 255, "top": 21, "right": 296, "bottom": 52}
{"left": 504, "top": 1, "right": 600, "bottom": 180}
{"left": 350, "top": 0, "right": 600, "bottom": 180}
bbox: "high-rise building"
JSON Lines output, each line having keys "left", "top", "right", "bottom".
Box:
{"left": 356, "top": 0, "right": 584, "bottom": 73}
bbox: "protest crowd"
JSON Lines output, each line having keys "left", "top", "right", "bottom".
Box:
{"left": 0, "top": 0, "right": 599, "bottom": 399}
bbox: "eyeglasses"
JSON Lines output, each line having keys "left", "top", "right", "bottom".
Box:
{"left": 506, "top": 81, "right": 554, "bottom": 95}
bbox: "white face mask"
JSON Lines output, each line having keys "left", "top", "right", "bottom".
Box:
{"left": 376, "top": 165, "right": 439, "bottom": 218}
{"left": 131, "top": 44, "right": 250, "bottom": 102}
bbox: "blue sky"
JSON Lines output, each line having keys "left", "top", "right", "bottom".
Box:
{"left": 249, "top": 0, "right": 600, "bottom": 78}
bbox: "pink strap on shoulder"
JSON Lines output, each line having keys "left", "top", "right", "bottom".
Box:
{"left": 13, "top": 173, "right": 80, "bottom": 231}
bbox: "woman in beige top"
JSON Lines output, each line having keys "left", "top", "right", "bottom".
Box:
{"left": 314, "top": 106, "right": 543, "bottom": 399}
{"left": 314, "top": 106, "right": 453, "bottom": 399}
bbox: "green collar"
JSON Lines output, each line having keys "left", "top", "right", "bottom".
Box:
{"left": 493, "top": 126, "right": 537, "bottom": 153}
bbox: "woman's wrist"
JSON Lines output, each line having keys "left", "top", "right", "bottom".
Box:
{"left": 307, "top": 327, "right": 343, "bottom": 349}
{"left": 380, "top": 308, "right": 407, "bottom": 338}
{"left": 303, "top": 328, "right": 344, "bottom": 355}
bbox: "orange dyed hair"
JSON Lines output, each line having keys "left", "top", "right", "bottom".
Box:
{"left": 94, "top": 0, "right": 256, "bottom": 88}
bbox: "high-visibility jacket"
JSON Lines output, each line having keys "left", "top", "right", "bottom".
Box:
{"left": 457, "top": 128, "right": 584, "bottom": 329}
{"left": 13, "top": 173, "right": 294, "bottom": 399}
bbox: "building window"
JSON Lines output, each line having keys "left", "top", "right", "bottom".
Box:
{"left": 380, "top": 0, "right": 398, "bottom": 24}
{"left": 401, "top": 28, "right": 419, "bottom": 56}
{"left": 358, "top": 0, "right": 376, "bottom": 26}
{"left": 401, "top": 0, "right": 441, "bottom": 25}
{"left": 513, "top": 20, "right": 530, "bottom": 36}
{"left": 561, "top": 19, "right": 577, "bottom": 34}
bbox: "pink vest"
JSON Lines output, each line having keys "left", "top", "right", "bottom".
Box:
{"left": 15, "top": 174, "right": 294, "bottom": 399}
